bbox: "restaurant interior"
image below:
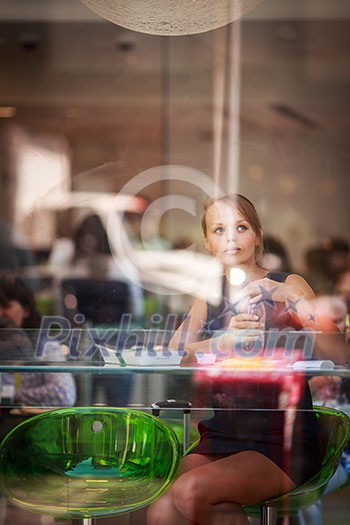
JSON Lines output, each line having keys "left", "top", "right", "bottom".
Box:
{"left": 0, "top": 1, "right": 349, "bottom": 524}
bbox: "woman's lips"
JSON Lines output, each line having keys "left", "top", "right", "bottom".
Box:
{"left": 225, "top": 247, "right": 240, "bottom": 255}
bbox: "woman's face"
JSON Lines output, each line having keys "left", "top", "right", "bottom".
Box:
{"left": 204, "top": 202, "right": 260, "bottom": 268}
{"left": 1, "top": 300, "right": 29, "bottom": 327}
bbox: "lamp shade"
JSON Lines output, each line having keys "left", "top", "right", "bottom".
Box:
{"left": 80, "top": 0, "right": 264, "bottom": 36}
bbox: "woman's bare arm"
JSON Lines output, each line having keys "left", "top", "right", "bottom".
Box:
{"left": 168, "top": 298, "right": 253, "bottom": 363}
{"left": 277, "top": 275, "right": 349, "bottom": 364}
{"left": 223, "top": 273, "right": 350, "bottom": 364}
{"left": 168, "top": 298, "right": 211, "bottom": 363}
{"left": 169, "top": 274, "right": 350, "bottom": 365}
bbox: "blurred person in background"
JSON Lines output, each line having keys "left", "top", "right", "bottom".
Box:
{"left": 0, "top": 286, "right": 34, "bottom": 361}
{"left": 260, "top": 237, "right": 350, "bottom": 525}
{"left": 335, "top": 267, "right": 350, "bottom": 316}
{"left": 308, "top": 294, "right": 347, "bottom": 404}
{"left": 323, "top": 236, "right": 349, "bottom": 288}
{"left": 0, "top": 277, "right": 76, "bottom": 410}
{"left": 298, "top": 241, "right": 349, "bottom": 525}
{"left": 303, "top": 236, "right": 349, "bottom": 296}
{"left": 0, "top": 278, "right": 73, "bottom": 525}
{"left": 335, "top": 268, "right": 350, "bottom": 398}
{"left": 72, "top": 213, "right": 144, "bottom": 319}
{"left": 297, "top": 293, "right": 349, "bottom": 525}
{"left": 47, "top": 212, "right": 144, "bottom": 408}
{"left": 71, "top": 214, "right": 137, "bottom": 406}
{"left": 249, "top": 293, "right": 350, "bottom": 525}
{"left": 260, "top": 235, "right": 293, "bottom": 273}
{"left": 303, "top": 244, "right": 332, "bottom": 295}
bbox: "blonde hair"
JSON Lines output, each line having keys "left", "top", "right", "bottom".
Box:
{"left": 201, "top": 193, "right": 264, "bottom": 262}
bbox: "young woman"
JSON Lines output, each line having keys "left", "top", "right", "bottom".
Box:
{"left": 147, "top": 193, "right": 349, "bottom": 525}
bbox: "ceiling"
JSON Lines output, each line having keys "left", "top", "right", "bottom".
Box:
{"left": 0, "top": 0, "right": 349, "bottom": 190}
{"left": 1, "top": 0, "right": 350, "bottom": 21}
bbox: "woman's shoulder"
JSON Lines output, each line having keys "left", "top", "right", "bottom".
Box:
{"left": 266, "top": 271, "right": 290, "bottom": 283}
{"left": 284, "top": 273, "right": 316, "bottom": 298}
{"left": 265, "top": 271, "right": 315, "bottom": 299}
{"left": 267, "top": 271, "right": 313, "bottom": 288}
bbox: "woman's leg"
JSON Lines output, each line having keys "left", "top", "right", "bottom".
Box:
{"left": 147, "top": 453, "right": 212, "bottom": 525}
{"left": 147, "top": 451, "right": 296, "bottom": 525}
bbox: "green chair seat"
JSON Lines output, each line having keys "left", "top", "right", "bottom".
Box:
{"left": 0, "top": 407, "right": 180, "bottom": 519}
{"left": 244, "top": 406, "right": 350, "bottom": 524}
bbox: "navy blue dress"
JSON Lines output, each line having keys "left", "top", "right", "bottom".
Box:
{"left": 188, "top": 272, "right": 327, "bottom": 485}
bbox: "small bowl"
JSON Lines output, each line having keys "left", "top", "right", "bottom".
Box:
{"left": 195, "top": 353, "right": 217, "bottom": 365}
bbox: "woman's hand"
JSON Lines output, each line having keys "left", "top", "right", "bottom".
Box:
{"left": 235, "top": 277, "right": 299, "bottom": 306}
{"left": 227, "top": 312, "right": 263, "bottom": 331}
{"left": 216, "top": 313, "right": 263, "bottom": 355}
{"left": 231, "top": 275, "right": 314, "bottom": 321}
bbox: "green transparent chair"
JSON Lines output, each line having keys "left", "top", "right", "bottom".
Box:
{"left": 244, "top": 406, "right": 350, "bottom": 525}
{"left": 0, "top": 407, "right": 181, "bottom": 525}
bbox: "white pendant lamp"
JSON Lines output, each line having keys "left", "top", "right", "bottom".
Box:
{"left": 80, "top": 0, "right": 264, "bottom": 36}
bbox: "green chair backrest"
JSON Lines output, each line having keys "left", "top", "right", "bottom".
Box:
{"left": 245, "top": 406, "right": 350, "bottom": 517}
{"left": 0, "top": 407, "right": 180, "bottom": 519}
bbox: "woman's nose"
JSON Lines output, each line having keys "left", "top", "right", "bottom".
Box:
{"left": 226, "top": 229, "right": 237, "bottom": 241}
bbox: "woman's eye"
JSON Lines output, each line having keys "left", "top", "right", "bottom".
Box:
{"left": 214, "top": 227, "right": 224, "bottom": 234}
{"left": 237, "top": 225, "right": 248, "bottom": 233}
